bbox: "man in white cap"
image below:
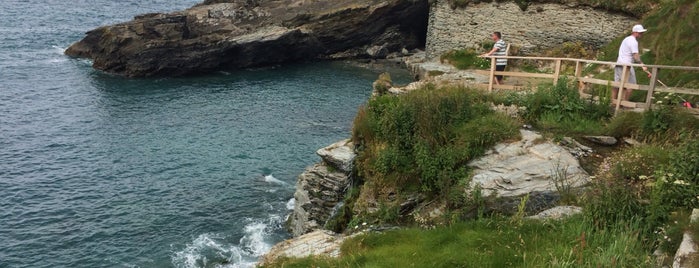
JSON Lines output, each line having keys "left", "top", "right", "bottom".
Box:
{"left": 613, "top": 24, "right": 649, "bottom": 102}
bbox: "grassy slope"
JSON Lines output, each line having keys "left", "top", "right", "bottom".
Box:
{"left": 597, "top": 0, "right": 699, "bottom": 88}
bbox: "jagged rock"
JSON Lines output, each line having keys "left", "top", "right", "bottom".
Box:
{"left": 559, "top": 136, "right": 593, "bottom": 158}
{"left": 316, "top": 139, "right": 355, "bottom": 173}
{"left": 468, "top": 130, "right": 590, "bottom": 214}
{"left": 289, "top": 162, "right": 350, "bottom": 237}
{"left": 527, "top": 206, "right": 582, "bottom": 220}
{"left": 258, "top": 230, "right": 351, "bottom": 265}
{"left": 673, "top": 208, "right": 699, "bottom": 268}
{"left": 65, "top": 0, "right": 429, "bottom": 77}
{"left": 366, "top": 44, "right": 389, "bottom": 58}
{"left": 583, "top": 135, "right": 618, "bottom": 146}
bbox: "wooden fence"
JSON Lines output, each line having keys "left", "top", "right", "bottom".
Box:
{"left": 481, "top": 56, "right": 699, "bottom": 115}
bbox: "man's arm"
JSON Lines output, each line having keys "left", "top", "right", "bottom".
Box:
{"left": 480, "top": 47, "right": 498, "bottom": 57}
{"left": 633, "top": 53, "right": 649, "bottom": 72}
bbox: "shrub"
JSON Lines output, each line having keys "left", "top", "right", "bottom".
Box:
{"left": 519, "top": 77, "right": 611, "bottom": 134}
{"left": 352, "top": 85, "right": 519, "bottom": 201}
{"left": 648, "top": 140, "right": 699, "bottom": 229}
{"left": 584, "top": 144, "right": 671, "bottom": 239}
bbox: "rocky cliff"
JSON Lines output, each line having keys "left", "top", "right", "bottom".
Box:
{"left": 64, "top": 0, "right": 428, "bottom": 77}
{"left": 288, "top": 139, "right": 355, "bottom": 237}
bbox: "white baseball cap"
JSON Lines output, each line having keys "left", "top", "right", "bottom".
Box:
{"left": 632, "top": 24, "right": 647, "bottom": 33}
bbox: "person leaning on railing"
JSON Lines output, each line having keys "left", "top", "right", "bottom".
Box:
{"left": 613, "top": 24, "right": 649, "bottom": 102}
{"left": 480, "top": 31, "right": 507, "bottom": 85}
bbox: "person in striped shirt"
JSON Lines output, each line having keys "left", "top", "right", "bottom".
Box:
{"left": 480, "top": 31, "right": 507, "bottom": 85}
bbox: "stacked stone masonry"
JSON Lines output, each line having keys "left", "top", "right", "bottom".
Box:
{"left": 425, "top": 0, "right": 637, "bottom": 59}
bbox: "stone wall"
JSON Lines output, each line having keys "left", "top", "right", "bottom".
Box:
{"left": 425, "top": 0, "right": 638, "bottom": 59}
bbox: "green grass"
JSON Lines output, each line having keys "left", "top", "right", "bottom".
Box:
{"left": 263, "top": 216, "right": 652, "bottom": 267}
{"left": 440, "top": 49, "right": 490, "bottom": 70}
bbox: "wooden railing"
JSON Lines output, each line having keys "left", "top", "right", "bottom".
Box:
{"left": 482, "top": 56, "right": 699, "bottom": 115}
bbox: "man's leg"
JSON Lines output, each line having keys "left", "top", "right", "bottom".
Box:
{"left": 612, "top": 66, "right": 622, "bottom": 101}
{"left": 495, "top": 65, "right": 505, "bottom": 85}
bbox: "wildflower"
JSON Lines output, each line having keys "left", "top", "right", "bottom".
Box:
{"left": 657, "top": 100, "right": 663, "bottom": 104}
{"left": 673, "top": 180, "right": 689, "bottom": 185}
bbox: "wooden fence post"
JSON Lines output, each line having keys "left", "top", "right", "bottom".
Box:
{"left": 645, "top": 67, "right": 659, "bottom": 110}
{"left": 553, "top": 59, "right": 562, "bottom": 84}
{"left": 614, "top": 65, "right": 628, "bottom": 116}
{"left": 574, "top": 60, "right": 583, "bottom": 95}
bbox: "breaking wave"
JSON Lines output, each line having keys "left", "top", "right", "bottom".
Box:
{"left": 171, "top": 215, "right": 286, "bottom": 268}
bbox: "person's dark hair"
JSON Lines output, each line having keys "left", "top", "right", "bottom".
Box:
{"left": 494, "top": 32, "right": 502, "bottom": 39}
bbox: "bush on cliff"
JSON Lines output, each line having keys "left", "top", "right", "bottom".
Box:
{"left": 351, "top": 85, "right": 519, "bottom": 222}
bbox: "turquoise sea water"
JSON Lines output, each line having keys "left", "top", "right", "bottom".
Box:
{"left": 0, "top": 1, "right": 409, "bottom": 267}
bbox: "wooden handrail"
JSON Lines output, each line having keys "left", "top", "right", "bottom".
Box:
{"left": 481, "top": 55, "right": 699, "bottom": 71}
{"left": 478, "top": 55, "right": 699, "bottom": 114}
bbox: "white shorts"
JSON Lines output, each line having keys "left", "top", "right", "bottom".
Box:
{"left": 614, "top": 66, "right": 637, "bottom": 85}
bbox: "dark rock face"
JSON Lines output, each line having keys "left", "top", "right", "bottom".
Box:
{"left": 65, "top": 0, "right": 429, "bottom": 77}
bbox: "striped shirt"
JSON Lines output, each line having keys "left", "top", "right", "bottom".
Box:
{"left": 493, "top": 40, "right": 507, "bottom": 66}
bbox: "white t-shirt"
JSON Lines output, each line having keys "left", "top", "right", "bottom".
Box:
{"left": 617, "top": 35, "right": 638, "bottom": 64}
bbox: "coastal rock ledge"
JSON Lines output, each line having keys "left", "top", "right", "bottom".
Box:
{"left": 289, "top": 139, "right": 355, "bottom": 237}
{"left": 64, "top": 0, "right": 428, "bottom": 77}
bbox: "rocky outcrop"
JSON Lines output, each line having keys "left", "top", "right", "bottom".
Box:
{"left": 425, "top": 0, "right": 638, "bottom": 58}
{"left": 316, "top": 139, "right": 355, "bottom": 173}
{"left": 289, "top": 139, "right": 355, "bottom": 237}
{"left": 258, "top": 230, "right": 352, "bottom": 265}
{"left": 65, "top": 0, "right": 428, "bottom": 77}
{"left": 468, "top": 129, "right": 590, "bottom": 214}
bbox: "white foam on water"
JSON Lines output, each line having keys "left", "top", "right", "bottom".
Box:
{"left": 286, "top": 198, "right": 295, "bottom": 210}
{"left": 172, "top": 215, "right": 285, "bottom": 268}
{"left": 263, "top": 174, "right": 288, "bottom": 186}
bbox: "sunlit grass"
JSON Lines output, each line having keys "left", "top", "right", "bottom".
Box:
{"left": 263, "top": 215, "right": 652, "bottom": 267}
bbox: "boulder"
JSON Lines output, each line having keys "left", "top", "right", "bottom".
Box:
{"left": 468, "top": 130, "right": 590, "bottom": 214}
{"left": 258, "top": 230, "right": 350, "bottom": 265}
{"left": 289, "top": 162, "right": 350, "bottom": 237}
{"left": 583, "top": 135, "right": 618, "bottom": 146}
{"left": 316, "top": 139, "right": 355, "bottom": 173}
{"left": 527, "top": 206, "right": 582, "bottom": 220}
{"left": 65, "top": 0, "right": 429, "bottom": 77}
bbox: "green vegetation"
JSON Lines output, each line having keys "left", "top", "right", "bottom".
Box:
{"left": 264, "top": 215, "right": 651, "bottom": 267}
{"left": 351, "top": 85, "right": 519, "bottom": 224}
{"left": 516, "top": 78, "right": 612, "bottom": 135}
{"left": 440, "top": 48, "right": 490, "bottom": 70}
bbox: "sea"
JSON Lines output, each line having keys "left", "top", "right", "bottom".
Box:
{"left": 0, "top": 1, "right": 410, "bottom": 267}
